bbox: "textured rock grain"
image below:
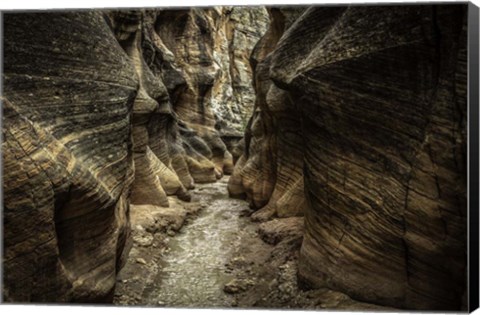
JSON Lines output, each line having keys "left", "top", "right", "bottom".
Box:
{"left": 2, "top": 12, "right": 137, "bottom": 302}
{"left": 231, "top": 4, "right": 468, "bottom": 311}
{"left": 2, "top": 7, "right": 267, "bottom": 303}
{"left": 3, "top": 5, "right": 468, "bottom": 310}
{"left": 152, "top": 8, "right": 268, "bottom": 178}
{"left": 228, "top": 8, "right": 307, "bottom": 219}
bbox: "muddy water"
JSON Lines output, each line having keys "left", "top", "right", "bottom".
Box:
{"left": 140, "top": 176, "right": 254, "bottom": 307}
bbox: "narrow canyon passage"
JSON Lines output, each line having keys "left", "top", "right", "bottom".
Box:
{"left": 2, "top": 5, "right": 469, "bottom": 310}
{"left": 113, "top": 176, "right": 270, "bottom": 307}
{"left": 112, "top": 176, "right": 391, "bottom": 310}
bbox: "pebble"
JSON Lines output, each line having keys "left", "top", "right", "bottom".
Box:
{"left": 223, "top": 278, "right": 255, "bottom": 294}
{"left": 136, "top": 258, "right": 147, "bottom": 265}
{"left": 133, "top": 234, "right": 154, "bottom": 247}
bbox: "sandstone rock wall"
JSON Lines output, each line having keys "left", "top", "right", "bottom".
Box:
{"left": 2, "top": 12, "right": 137, "bottom": 302}
{"left": 3, "top": 5, "right": 468, "bottom": 309}
{"left": 228, "top": 8, "right": 307, "bottom": 221}
{"left": 230, "top": 4, "right": 468, "bottom": 311}
{"left": 210, "top": 7, "right": 270, "bottom": 133}
{"left": 2, "top": 7, "right": 267, "bottom": 303}
{"left": 151, "top": 7, "right": 268, "bottom": 178}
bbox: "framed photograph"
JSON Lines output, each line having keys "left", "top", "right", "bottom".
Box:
{"left": 1, "top": 0, "right": 479, "bottom": 313}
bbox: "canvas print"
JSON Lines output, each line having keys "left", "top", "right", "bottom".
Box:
{"left": 1, "top": 2, "right": 478, "bottom": 312}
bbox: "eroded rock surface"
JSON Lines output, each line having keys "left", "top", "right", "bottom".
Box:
{"left": 226, "top": 217, "right": 393, "bottom": 311}
{"left": 2, "top": 7, "right": 267, "bottom": 303}
{"left": 228, "top": 8, "right": 307, "bottom": 220}
{"left": 3, "top": 4, "right": 468, "bottom": 310}
{"left": 151, "top": 7, "right": 268, "bottom": 178}
{"left": 2, "top": 12, "right": 137, "bottom": 302}
{"left": 230, "top": 4, "right": 468, "bottom": 311}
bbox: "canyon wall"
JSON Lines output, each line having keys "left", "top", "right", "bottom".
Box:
{"left": 230, "top": 4, "right": 468, "bottom": 311}
{"left": 2, "top": 4, "right": 469, "bottom": 309}
{"left": 2, "top": 12, "right": 137, "bottom": 302}
{"left": 148, "top": 7, "right": 268, "bottom": 178}
{"left": 228, "top": 7, "right": 307, "bottom": 220}
{"left": 2, "top": 7, "right": 267, "bottom": 302}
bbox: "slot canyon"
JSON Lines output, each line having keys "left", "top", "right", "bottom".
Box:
{"left": 2, "top": 4, "right": 468, "bottom": 311}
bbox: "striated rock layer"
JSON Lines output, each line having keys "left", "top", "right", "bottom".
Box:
{"left": 2, "top": 7, "right": 267, "bottom": 303}
{"left": 228, "top": 8, "right": 307, "bottom": 220}
{"left": 151, "top": 7, "right": 268, "bottom": 178}
{"left": 230, "top": 4, "right": 467, "bottom": 311}
{"left": 2, "top": 12, "right": 137, "bottom": 302}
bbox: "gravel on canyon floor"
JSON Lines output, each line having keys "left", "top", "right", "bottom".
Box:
{"left": 113, "top": 176, "right": 392, "bottom": 310}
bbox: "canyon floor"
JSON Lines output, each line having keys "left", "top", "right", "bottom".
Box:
{"left": 113, "top": 176, "right": 391, "bottom": 310}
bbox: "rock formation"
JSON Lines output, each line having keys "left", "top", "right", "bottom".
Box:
{"left": 150, "top": 7, "right": 268, "bottom": 178}
{"left": 2, "top": 7, "right": 267, "bottom": 303}
{"left": 230, "top": 4, "right": 468, "bottom": 311}
{"left": 228, "top": 8, "right": 307, "bottom": 221}
{"left": 2, "top": 12, "right": 137, "bottom": 302}
{"left": 2, "top": 4, "right": 469, "bottom": 310}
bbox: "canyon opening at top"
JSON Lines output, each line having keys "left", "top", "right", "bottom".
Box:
{"left": 2, "top": 3, "right": 470, "bottom": 312}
